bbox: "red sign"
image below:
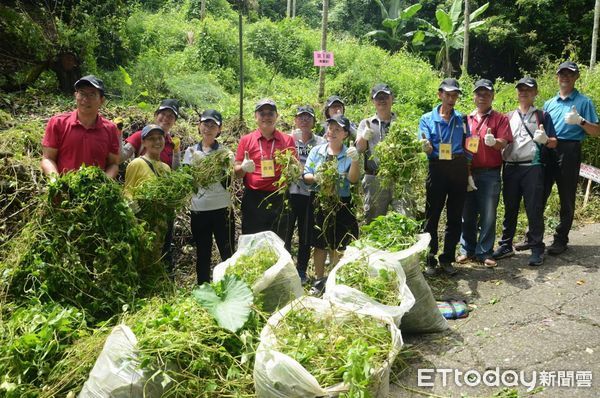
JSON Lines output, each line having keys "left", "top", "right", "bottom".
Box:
{"left": 313, "top": 51, "right": 334, "bottom": 67}
{"left": 580, "top": 163, "right": 600, "bottom": 183}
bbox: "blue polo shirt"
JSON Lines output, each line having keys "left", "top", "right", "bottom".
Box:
{"left": 418, "top": 105, "right": 467, "bottom": 159}
{"left": 544, "top": 89, "right": 598, "bottom": 141}
{"left": 304, "top": 143, "right": 353, "bottom": 197}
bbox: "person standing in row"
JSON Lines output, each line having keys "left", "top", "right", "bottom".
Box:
{"left": 356, "top": 83, "right": 413, "bottom": 221}
{"left": 492, "top": 77, "right": 557, "bottom": 266}
{"left": 321, "top": 95, "right": 357, "bottom": 138}
{"left": 418, "top": 78, "right": 469, "bottom": 276}
{"left": 286, "top": 105, "right": 326, "bottom": 283}
{"left": 539, "top": 61, "right": 599, "bottom": 255}
{"left": 183, "top": 110, "right": 235, "bottom": 284}
{"left": 303, "top": 115, "right": 360, "bottom": 279}
{"left": 458, "top": 79, "right": 511, "bottom": 268}
{"left": 234, "top": 99, "right": 297, "bottom": 240}
{"left": 41, "top": 75, "right": 120, "bottom": 178}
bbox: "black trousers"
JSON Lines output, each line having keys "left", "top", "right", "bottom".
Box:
{"left": 241, "top": 188, "right": 291, "bottom": 242}
{"left": 424, "top": 156, "right": 468, "bottom": 264}
{"left": 499, "top": 164, "right": 545, "bottom": 251}
{"left": 284, "top": 193, "right": 313, "bottom": 275}
{"left": 543, "top": 140, "right": 581, "bottom": 245}
{"left": 190, "top": 207, "right": 235, "bottom": 284}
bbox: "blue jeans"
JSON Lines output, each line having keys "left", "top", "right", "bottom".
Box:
{"left": 460, "top": 167, "right": 501, "bottom": 260}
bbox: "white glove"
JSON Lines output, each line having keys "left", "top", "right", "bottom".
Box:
{"left": 191, "top": 148, "right": 203, "bottom": 163}
{"left": 420, "top": 138, "right": 433, "bottom": 153}
{"left": 228, "top": 151, "right": 235, "bottom": 165}
{"left": 484, "top": 128, "right": 496, "bottom": 147}
{"left": 240, "top": 151, "right": 255, "bottom": 173}
{"left": 292, "top": 129, "right": 303, "bottom": 141}
{"left": 564, "top": 105, "right": 584, "bottom": 125}
{"left": 467, "top": 175, "right": 478, "bottom": 192}
{"left": 359, "top": 121, "right": 374, "bottom": 141}
{"left": 346, "top": 146, "right": 359, "bottom": 161}
{"left": 533, "top": 125, "right": 548, "bottom": 144}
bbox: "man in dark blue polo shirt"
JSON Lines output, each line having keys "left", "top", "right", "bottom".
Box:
{"left": 542, "top": 61, "right": 599, "bottom": 255}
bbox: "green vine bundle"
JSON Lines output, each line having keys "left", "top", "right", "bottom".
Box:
{"left": 335, "top": 257, "right": 400, "bottom": 306}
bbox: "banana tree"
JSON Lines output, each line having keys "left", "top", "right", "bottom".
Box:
{"left": 365, "top": 2, "right": 422, "bottom": 51}
{"left": 418, "top": 0, "right": 488, "bottom": 76}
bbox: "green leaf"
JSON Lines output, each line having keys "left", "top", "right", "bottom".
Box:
{"left": 373, "top": 0, "right": 388, "bottom": 20}
{"left": 436, "top": 10, "right": 453, "bottom": 34}
{"left": 382, "top": 18, "right": 401, "bottom": 30}
{"left": 388, "top": 0, "right": 401, "bottom": 19}
{"left": 400, "top": 3, "right": 422, "bottom": 20}
{"left": 192, "top": 275, "right": 253, "bottom": 332}
{"left": 118, "top": 65, "right": 132, "bottom": 86}
{"left": 470, "top": 2, "right": 489, "bottom": 22}
{"left": 449, "top": 0, "right": 462, "bottom": 27}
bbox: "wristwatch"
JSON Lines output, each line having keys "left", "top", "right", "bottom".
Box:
{"left": 580, "top": 118, "right": 587, "bottom": 126}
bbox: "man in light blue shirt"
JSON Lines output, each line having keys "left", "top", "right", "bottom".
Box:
{"left": 541, "top": 61, "right": 600, "bottom": 255}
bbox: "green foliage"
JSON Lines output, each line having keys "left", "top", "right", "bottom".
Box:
{"left": 225, "top": 246, "right": 279, "bottom": 286}
{"left": 365, "top": 2, "right": 422, "bottom": 51}
{"left": 359, "top": 212, "right": 421, "bottom": 252}
{"left": 336, "top": 257, "right": 400, "bottom": 306}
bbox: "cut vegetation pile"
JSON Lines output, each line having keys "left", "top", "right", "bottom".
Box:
{"left": 335, "top": 257, "right": 400, "bottom": 306}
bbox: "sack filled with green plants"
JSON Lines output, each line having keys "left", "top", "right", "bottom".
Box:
{"left": 353, "top": 213, "right": 447, "bottom": 333}
{"left": 254, "top": 296, "right": 402, "bottom": 398}
{"left": 212, "top": 231, "right": 303, "bottom": 312}
{"left": 324, "top": 246, "right": 415, "bottom": 327}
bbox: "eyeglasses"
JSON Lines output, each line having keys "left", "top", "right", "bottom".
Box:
{"left": 76, "top": 90, "right": 100, "bottom": 100}
{"left": 258, "top": 110, "right": 276, "bottom": 117}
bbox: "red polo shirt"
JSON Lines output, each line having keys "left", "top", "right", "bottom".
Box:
{"left": 235, "top": 129, "right": 297, "bottom": 192}
{"left": 42, "top": 111, "right": 120, "bottom": 173}
{"left": 125, "top": 130, "right": 175, "bottom": 167}
{"left": 467, "top": 109, "right": 512, "bottom": 169}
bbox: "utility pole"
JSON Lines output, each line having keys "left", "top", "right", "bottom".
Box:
{"left": 461, "top": 0, "right": 470, "bottom": 76}
{"left": 238, "top": 0, "right": 244, "bottom": 120}
{"left": 318, "top": 0, "right": 329, "bottom": 102}
{"left": 591, "top": 0, "right": 600, "bottom": 69}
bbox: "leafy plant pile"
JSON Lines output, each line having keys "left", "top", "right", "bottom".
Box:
{"left": 335, "top": 258, "right": 400, "bottom": 306}
{"left": 314, "top": 157, "right": 345, "bottom": 214}
{"left": 373, "top": 123, "right": 423, "bottom": 190}
{"left": 225, "top": 245, "right": 279, "bottom": 286}
{"left": 187, "top": 147, "right": 233, "bottom": 189}
{"left": 0, "top": 166, "right": 153, "bottom": 319}
{"left": 271, "top": 306, "right": 392, "bottom": 393}
{"left": 359, "top": 212, "right": 421, "bottom": 252}
{"left": 133, "top": 167, "right": 195, "bottom": 217}
{"left": 0, "top": 301, "right": 88, "bottom": 398}
{"left": 273, "top": 148, "right": 302, "bottom": 193}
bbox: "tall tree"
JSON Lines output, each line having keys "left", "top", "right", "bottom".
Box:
{"left": 419, "top": 0, "right": 488, "bottom": 76}
{"left": 318, "top": 0, "right": 329, "bottom": 101}
{"left": 592, "top": 0, "right": 600, "bottom": 68}
{"left": 462, "top": 0, "right": 470, "bottom": 76}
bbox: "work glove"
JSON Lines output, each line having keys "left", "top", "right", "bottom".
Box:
{"left": 240, "top": 151, "right": 255, "bottom": 173}
{"left": 533, "top": 124, "right": 549, "bottom": 144}
{"left": 564, "top": 105, "right": 584, "bottom": 125}
{"left": 314, "top": 172, "right": 323, "bottom": 185}
{"left": 292, "top": 129, "right": 303, "bottom": 141}
{"left": 346, "top": 146, "right": 359, "bottom": 161}
{"left": 467, "top": 175, "right": 478, "bottom": 192}
{"left": 420, "top": 133, "right": 433, "bottom": 154}
{"left": 228, "top": 151, "right": 235, "bottom": 165}
{"left": 172, "top": 136, "right": 181, "bottom": 152}
{"left": 359, "top": 121, "right": 374, "bottom": 141}
{"left": 191, "top": 148, "right": 203, "bottom": 163}
{"left": 484, "top": 128, "right": 496, "bottom": 147}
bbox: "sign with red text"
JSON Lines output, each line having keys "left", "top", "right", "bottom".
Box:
{"left": 579, "top": 163, "right": 600, "bottom": 183}
{"left": 313, "top": 51, "right": 334, "bottom": 67}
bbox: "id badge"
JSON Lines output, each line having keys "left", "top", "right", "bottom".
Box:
{"left": 466, "top": 136, "right": 479, "bottom": 153}
{"left": 261, "top": 159, "right": 275, "bottom": 177}
{"left": 439, "top": 143, "right": 452, "bottom": 160}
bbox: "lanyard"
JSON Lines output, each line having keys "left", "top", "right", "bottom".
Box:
{"left": 258, "top": 137, "right": 276, "bottom": 160}
{"left": 516, "top": 111, "right": 536, "bottom": 140}
{"left": 471, "top": 113, "right": 490, "bottom": 137}
{"left": 436, "top": 116, "right": 456, "bottom": 145}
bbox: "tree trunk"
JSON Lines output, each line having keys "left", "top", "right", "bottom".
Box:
{"left": 292, "top": 0, "right": 296, "bottom": 18}
{"left": 200, "top": 0, "right": 206, "bottom": 20}
{"left": 445, "top": 42, "right": 451, "bottom": 76}
{"left": 462, "top": 0, "right": 470, "bottom": 76}
{"left": 318, "top": 0, "right": 329, "bottom": 102}
{"left": 287, "top": 0, "right": 291, "bottom": 18}
{"left": 238, "top": 1, "right": 244, "bottom": 121}
{"left": 591, "top": 0, "right": 600, "bottom": 69}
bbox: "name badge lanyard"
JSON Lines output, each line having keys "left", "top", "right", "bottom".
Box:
{"left": 437, "top": 117, "right": 456, "bottom": 160}
{"left": 466, "top": 114, "right": 489, "bottom": 153}
{"left": 259, "top": 138, "right": 276, "bottom": 178}
{"left": 516, "top": 111, "right": 537, "bottom": 141}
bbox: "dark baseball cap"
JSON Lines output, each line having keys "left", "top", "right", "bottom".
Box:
{"left": 200, "top": 109, "right": 222, "bottom": 126}
{"left": 439, "top": 78, "right": 462, "bottom": 93}
{"left": 325, "top": 95, "right": 344, "bottom": 108}
{"left": 156, "top": 99, "right": 180, "bottom": 118}
{"left": 141, "top": 124, "right": 165, "bottom": 140}
{"left": 255, "top": 98, "right": 277, "bottom": 112}
{"left": 371, "top": 83, "right": 393, "bottom": 98}
{"left": 74, "top": 75, "right": 105, "bottom": 95}
{"left": 557, "top": 61, "right": 579, "bottom": 74}
{"left": 296, "top": 105, "right": 315, "bottom": 118}
{"left": 473, "top": 79, "right": 494, "bottom": 92}
{"left": 516, "top": 77, "right": 537, "bottom": 89}
{"left": 326, "top": 114, "right": 351, "bottom": 132}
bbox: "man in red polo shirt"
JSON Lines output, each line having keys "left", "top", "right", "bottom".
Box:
{"left": 234, "top": 98, "right": 297, "bottom": 239}
{"left": 122, "top": 99, "right": 181, "bottom": 169}
{"left": 458, "top": 79, "right": 512, "bottom": 268}
{"left": 41, "top": 75, "right": 120, "bottom": 178}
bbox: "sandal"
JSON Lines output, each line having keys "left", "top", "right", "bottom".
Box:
{"left": 482, "top": 258, "right": 497, "bottom": 268}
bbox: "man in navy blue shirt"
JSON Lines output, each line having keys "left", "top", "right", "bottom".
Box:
{"left": 541, "top": 61, "right": 599, "bottom": 255}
